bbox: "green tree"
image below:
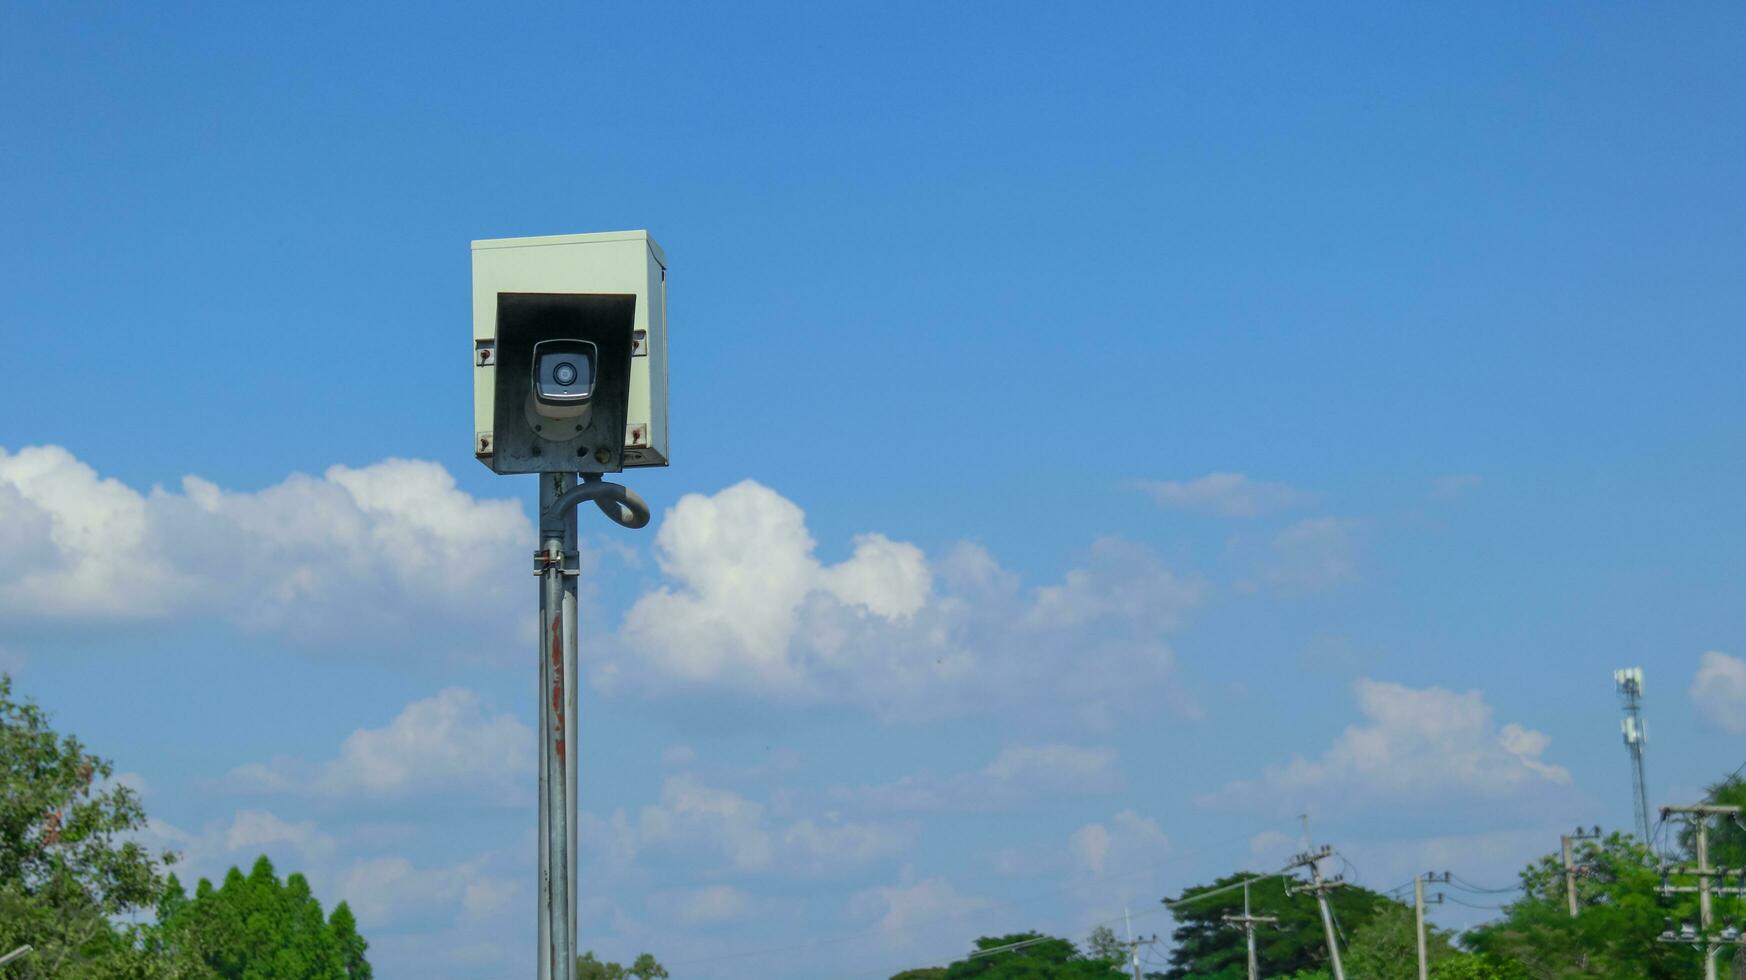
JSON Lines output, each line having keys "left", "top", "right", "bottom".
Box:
{"left": 1464, "top": 832, "right": 1701, "bottom": 979}
{"left": 1343, "top": 900, "right": 1458, "bottom": 979}
{"left": 0, "top": 674, "right": 195, "bottom": 979}
{"left": 576, "top": 950, "right": 666, "bottom": 980}
{"left": 1431, "top": 955, "right": 1529, "bottom": 980}
{"left": 941, "top": 933, "right": 1124, "bottom": 979}
{"left": 891, "top": 970, "right": 948, "bottom": 980}
{"left": 1084, "top": 925, "right": 1125, "bottom": 963}
{"left": 327, "top": 902, "right": 370, "bottom": 980}
{"left": 1163, "top": 875, "right": 1390, "bottom": 979}
{"left": 157, "top": 855, "right": 366, "bottom": 979}
{"left": 576, "top": 952, "right": 627, "bottom": 980}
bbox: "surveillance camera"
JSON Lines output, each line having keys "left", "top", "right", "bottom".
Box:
{"left": 531, "top": 339, "right": 597, "bottom": 419}
{"left": 472, "top": 231, "right": 669, "bottom": 475}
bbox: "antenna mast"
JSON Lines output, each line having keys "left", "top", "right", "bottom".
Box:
{"left": 1615, "top": 667, "right": 1651, "bottom": 842}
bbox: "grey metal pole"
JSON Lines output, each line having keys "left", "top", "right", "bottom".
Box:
{"left": 1310, "top": 860, "right": 1346, "bottom": 980}
{"left": 562, "top": 486, "right": 580, "bottom": 968}
{"left": 1414, "top": 876, "right": 1428, "bottom": 980}
{"left": 0, "top": 946, "right": 32, "bottom": 967}
{"left": 1245, "top": 881, "right": 1259, "bottom": 980}
{"left": 537, "top": 473, "right": 577, "bottom": 980}
{"left": 1699, "top": 817, "right": 1716, "bottom": 980}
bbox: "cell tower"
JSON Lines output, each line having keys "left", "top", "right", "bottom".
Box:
{"left": 1615, "top": 667, "right": 1651, "bottom": 842}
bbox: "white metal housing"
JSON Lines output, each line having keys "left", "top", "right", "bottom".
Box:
{"left": 472, "top": 230, "right": 668, "bottom": 471}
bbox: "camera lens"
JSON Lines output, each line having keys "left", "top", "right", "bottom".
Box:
{"left": 553, "top": 362, "right": 578, "bottom": 387}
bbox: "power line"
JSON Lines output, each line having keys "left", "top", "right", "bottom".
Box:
{"left": 1441, "top": 893, "right": 1512, "bottom": 912}
{"left": 1446, "top": 873, "right": 1520, "bottom": 895}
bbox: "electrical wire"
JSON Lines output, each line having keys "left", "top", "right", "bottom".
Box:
{"left": 1380, "top": 878, "right": 1419, "bottom": 900}
{"left": 1448, "top": 873, "right": 1521, "bottom": 895}
{"left": 1337, "top": 853, "right": 1363, "bottom": 885}
{"left": 1440, "top": 893, "right": 1513, "bottom": 912}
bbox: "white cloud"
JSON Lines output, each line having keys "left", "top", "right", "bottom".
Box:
{"left": 592, "top": 775, "right": 913, "bottom": 877}
{"left": 1248, "top": 829, "right": 1297, "bottom": 859}
{"left": 0, "top": 446, "right": 529, "bottom": 652}
{"left": 1692, "top": 651, "right": 1746, "bottom": 734}
{"left": 1262, "top": 517, "right": 1358, "bottom": 593}
{"left": 223, "top": 809, "right": 339, "bottom": 861}
{"left": 618, "top": 481, "right": 931, "bottom": 692}
{"left": 1029, "top": 538, "right": 1201, "bottom": 631}
{"left": 144, "top": 809, "right": 340, "bottom": 891}
{"left": 661, "top": 744, "right": 697, "bottom": 768}
{"left": 847, "top": 874, "right": 993, "bottom": 960}
{"left": 339, "top": 854, "right": 518, "bottom": 931}
{"left": 226, "top": 688, "right": 532, "bottom": 803}
{"left": 1068, "top": 810, "right": 1170, "bottom": 880}
{"left": 1134, "top": 472, "right": 1302, "bottom": 517}
{"left": 609, "top": 481, "right": 1202, "bottom": 719}
{"left": 831, "top": 743, "right": 1121, "bottom": 813}
{"left": 1203, "top": 679, "right": 1570, "bottom": 813}
{"left": 782, "top": 819, "right": 914, "bottom": 872}
{"left": 646, "top": 885, "right": 757, "bottom": 925}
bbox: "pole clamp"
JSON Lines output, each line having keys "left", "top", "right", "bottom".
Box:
{"left": 532, "top": 547, "right": 581, "bottom": 576}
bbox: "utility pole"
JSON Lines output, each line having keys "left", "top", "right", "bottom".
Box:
{"left": 1560, "top": 825, "right": 1602, "bottom": 917}
{"left": 1127, "top": 936, "right": 1156, "bottom": 980}
{"left": 1222, "top": 879, "right": 1278, "bottom": 980}
{"left": 1119, "top": 908, "right": 1157, "bottom": 980}
{"left": 1287, "top": 845, "right": 1346, "bottom": 980}
{"left": 1659, "top": 804, "right": 1746, "bottom": 980}
{"left": 1414, "top": 872, "right": 1448, "bottom": 980}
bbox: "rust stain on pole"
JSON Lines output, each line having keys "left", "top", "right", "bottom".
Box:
{"left": 550, "top": 615, "right": 566, "bottom": 761}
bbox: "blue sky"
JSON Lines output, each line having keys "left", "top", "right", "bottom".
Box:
{"left": 4, "top": 2, "right": 1745, "bottom": 977}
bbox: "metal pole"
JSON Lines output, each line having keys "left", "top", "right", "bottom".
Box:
{"left": 563, "top": 489, "right": 580, "bottom": 967}
{"left": 0, "top": 947, "right": 32, "bottom": 967}
{"left": 1699, "top": 816, "right": 1716, "bottom": 980}
{"left": 537, "top": 473, "right": 577, "bottom": 980}
{"left": 1309, "top": 860, "right": 1346, "bottom": 980}
{"left": 1414, "top": 876, "right": 1429, "bottom": 980}
{"left": 1245, "top": 881, "right": 1259, "bottom": 980}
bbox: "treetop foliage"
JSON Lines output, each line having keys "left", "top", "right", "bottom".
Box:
{"left": 0, "top": 674, "right": 372, "bottom": 979}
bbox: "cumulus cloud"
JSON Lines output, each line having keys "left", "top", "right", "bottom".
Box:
{"left": 0, "top": 445, "right": 528, "bottom": 652}
{"left": 829, "top": 743, "right": 1121, "bottom": 813}
{"left": 848, "top": 874, "right": 993, "bottom": 961}
{"left": 339, "top": 854, "right": 518, "bottom": 931}
{"left": 1248, "top": 829, "right": 1297, "bottom": 859}
{"left": 1692, "top": 651, "right": 1746, "bottom": 734}
{"left": 226, "top": 688, "right": 532, "bottom": 803}
{"left": 1069, "top": 809, "right": 1170, "bottom": 876}
{"left": 590, "top": 775, "right": 914, "bottom": 876}
{"left": 646, "top": 885, "right": 758, "bottom": 926}
{"left": 1202, "top": 679, "right": 1570, "bottom": 813}
{"left": 1261, "top": 517, "right": 1359, "bottom": 593}
{"left": 1134, "top": 472, "right": 1302, "bottom": 517}
{"left": 609, "top": 481, "right": 1202, "bottom": 719}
